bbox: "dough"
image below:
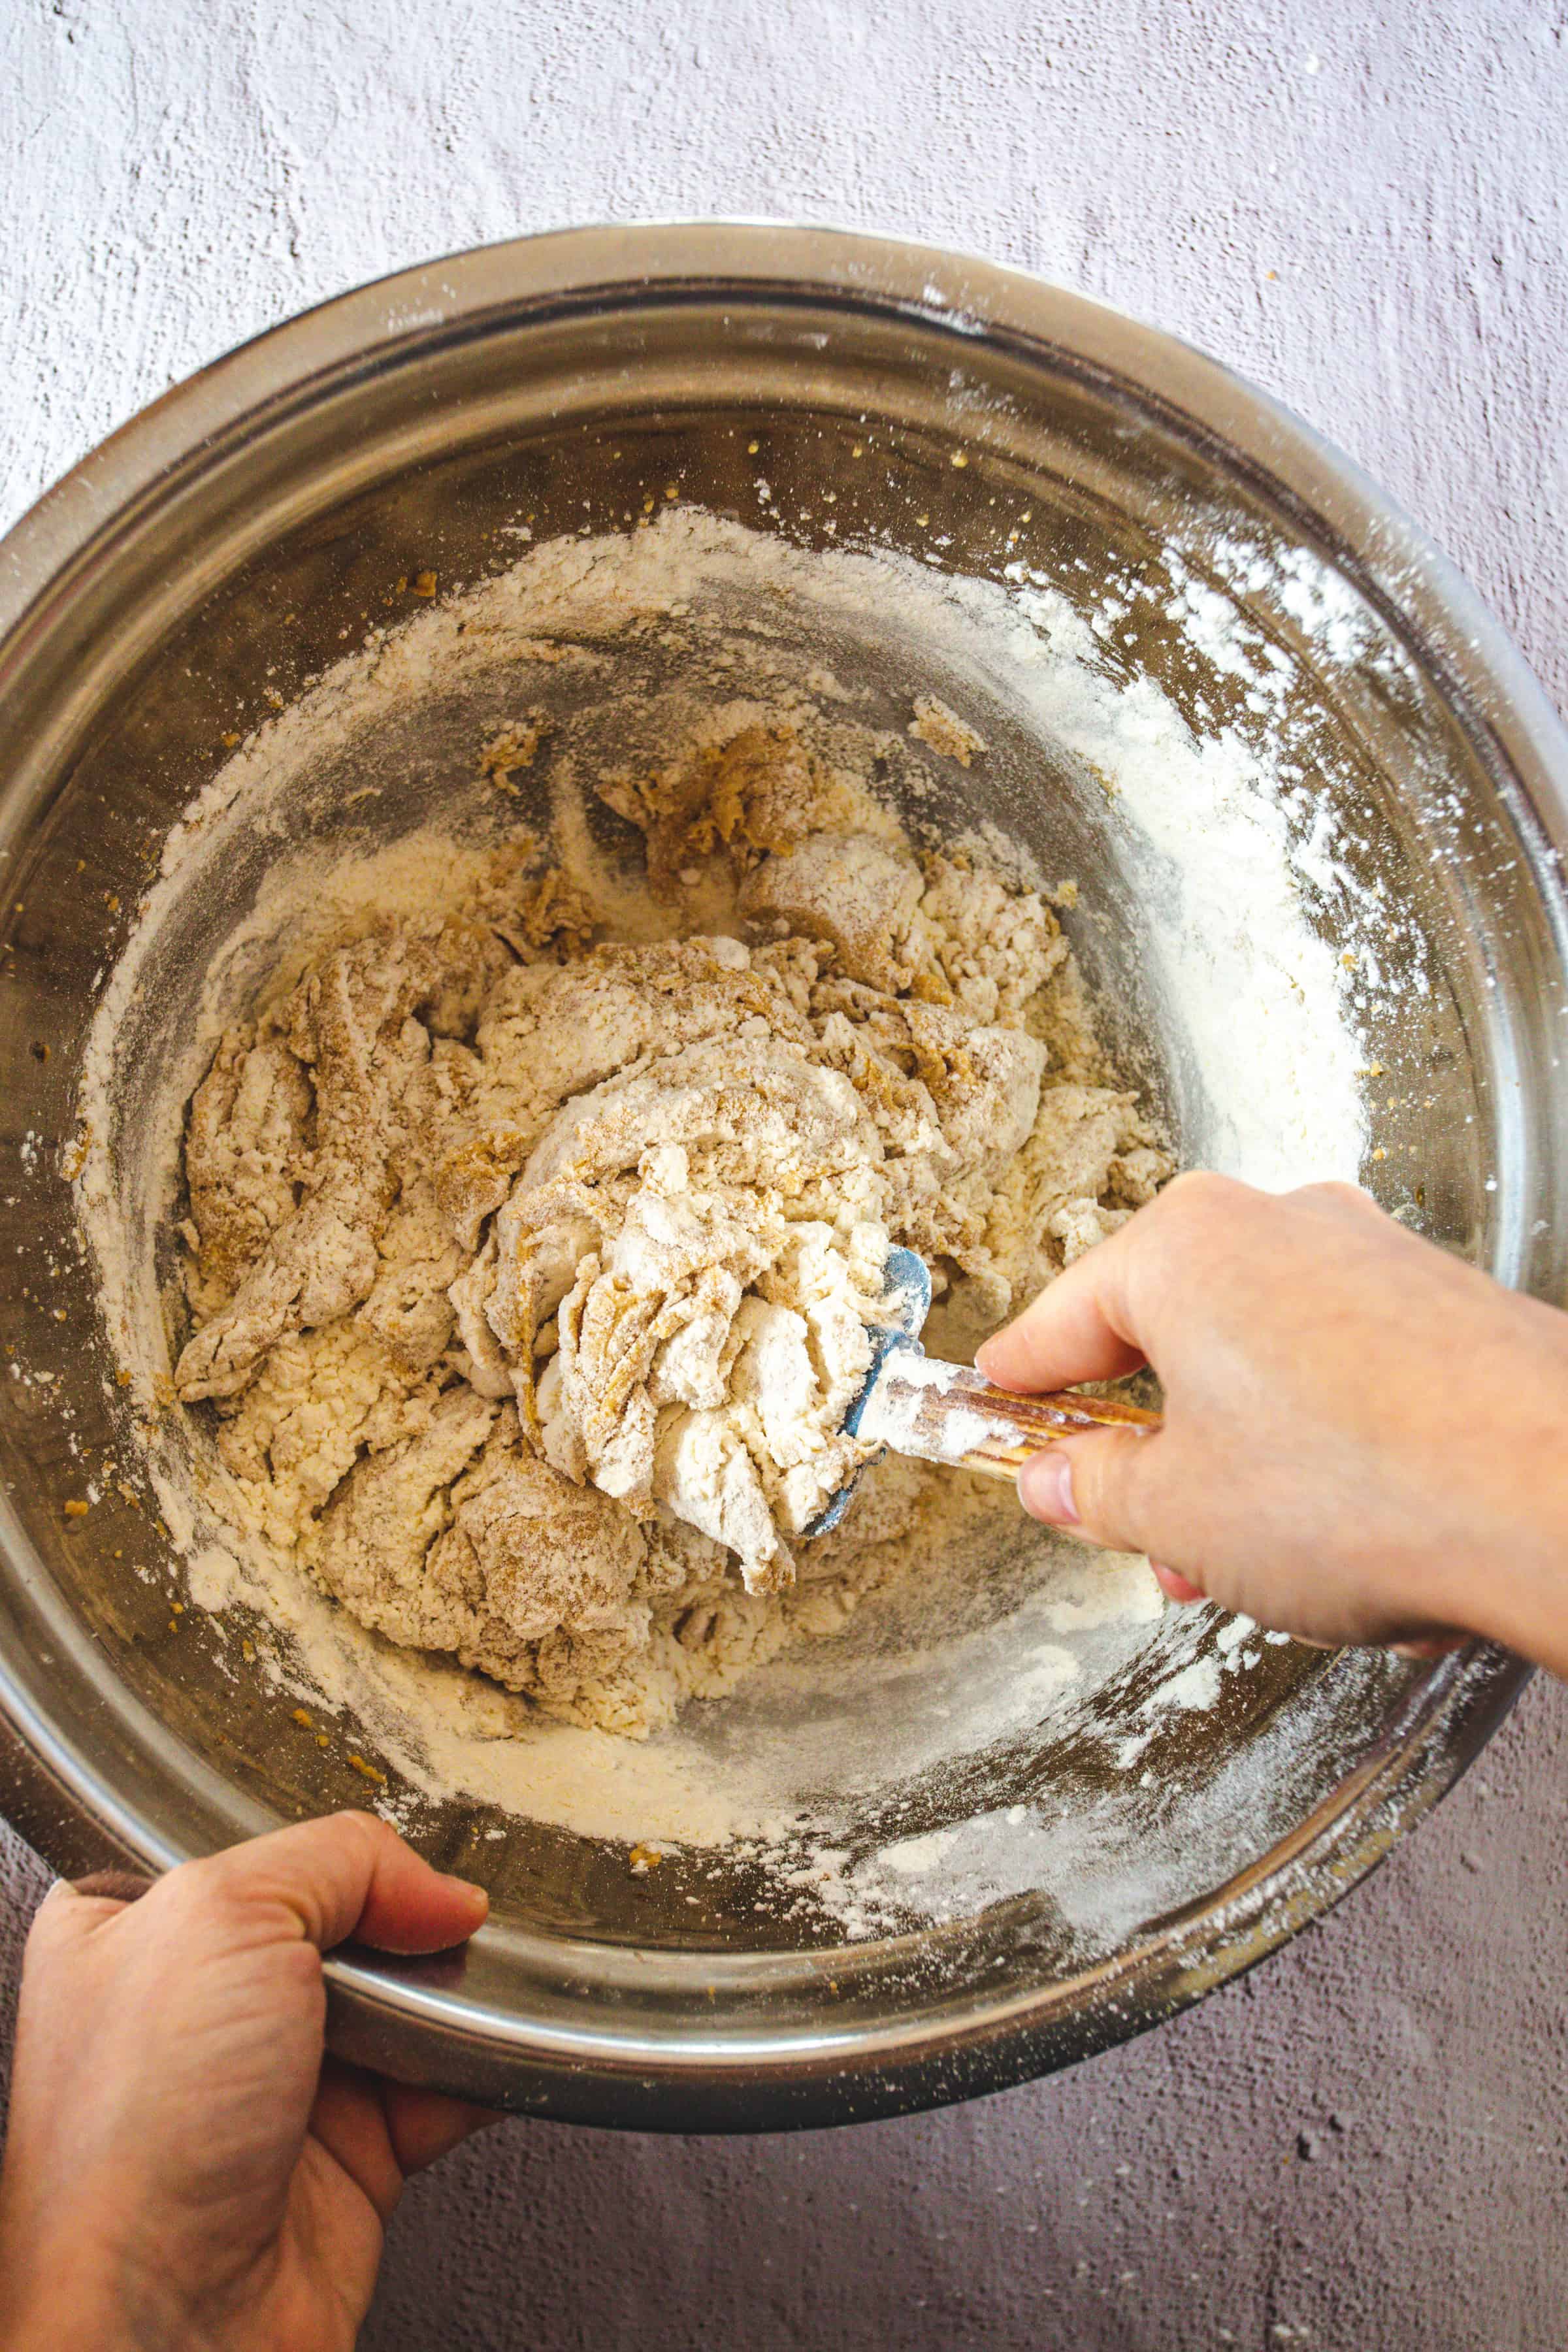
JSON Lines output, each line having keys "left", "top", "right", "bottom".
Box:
{"left": 174, "top": 721, "right": 1169, "bottom": 1735}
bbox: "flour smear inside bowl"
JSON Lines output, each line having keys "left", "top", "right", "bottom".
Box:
{"left": 76, "top": 509, "right": 1374, "bottom": 1937}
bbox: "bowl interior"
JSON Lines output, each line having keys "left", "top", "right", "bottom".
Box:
{"left": 0, "top": 242, "right": 1562, "bottom": 2113}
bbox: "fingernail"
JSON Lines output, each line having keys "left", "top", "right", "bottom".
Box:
{"left": 1018, "top": 1450, "right": 1079, "bottom": 1525}
{"left": 973, "top": 1337, "right": 1004, "bottom": 1380}
{"left": 441, "top": 1873, "right": 489, "bottom": 1914}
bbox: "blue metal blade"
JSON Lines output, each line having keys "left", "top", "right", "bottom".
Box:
{"left": 804, "top": 1245, "right": 934, "bottom": 1537}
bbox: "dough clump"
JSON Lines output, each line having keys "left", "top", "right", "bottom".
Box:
{"left": 174, "top": 723, "right": 1169, "bottom": 1735}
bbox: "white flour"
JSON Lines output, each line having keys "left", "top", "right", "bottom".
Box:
{"left": 75, "top": 508, "right": 1376, "bottom": 1939}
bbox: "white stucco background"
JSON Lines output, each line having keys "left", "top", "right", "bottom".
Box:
{"left": 2, "top": 3, "right": 1566, "bottom": 2345}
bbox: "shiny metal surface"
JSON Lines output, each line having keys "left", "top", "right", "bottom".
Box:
{"left": 0, "top": 225, "right": 1562, "bottom": 2131}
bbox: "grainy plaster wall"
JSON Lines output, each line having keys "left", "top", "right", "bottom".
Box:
{"left": 1, "top": 3, "right": 1565, "bottom": 2345}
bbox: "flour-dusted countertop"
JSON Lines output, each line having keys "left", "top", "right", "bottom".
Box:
{"left": 3, "top": 3, "right": 1565, "bottom": 2346}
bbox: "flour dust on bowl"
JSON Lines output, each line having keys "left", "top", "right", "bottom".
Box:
{"left": 0, "top": 227, "right": 1563, "bottom": 2131}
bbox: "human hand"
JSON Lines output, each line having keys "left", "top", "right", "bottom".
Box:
{"left": 0, "top": 1812, "right": 494, "bottom": 2352}
{"left": 977, "top": 1173, "right": 1568, "bottom": 1673}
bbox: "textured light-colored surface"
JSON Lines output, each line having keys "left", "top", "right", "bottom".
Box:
{"left": 2, "top": 0, "right": 1566, "bottom": 2344}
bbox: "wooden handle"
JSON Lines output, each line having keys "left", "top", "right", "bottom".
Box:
{"left": 860, "top": 1357, "right": 1161, "bottom": 1482}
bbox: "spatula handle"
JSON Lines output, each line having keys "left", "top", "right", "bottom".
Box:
{"left": 866, "top": 1358, "right": 1161, "bottom": 1482}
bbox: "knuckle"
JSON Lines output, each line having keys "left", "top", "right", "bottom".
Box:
{"left": 1125, "top": 1173, "right": 1247, "bottom": 1325}
{"left": 279, "top": 1937, "right": 326, "bottom": 1995}
{"left": 67, "top": 1869, "right": 152, "bottom": 1905}
{"left": 23, "top": 1889, "right": 77, "bottom": 1959}
{"left": 1073, "top": 1428, "right": 1160, "bottom": 1552}
{"left": 157, "top": 1857, "right": 233, "bottom": 1923}
{"left": 1151, "top": 1169, "right": 1246, "bottom": 1226}
{"left": 1295, "top": 1179, "right": 1375, "bottom": 1215}
{"left": 327, "top": 1807, "right": 397, "bottom": 1866}
{"left": 328, "top": 1805, "right": 384, "bottom": 1836}
{"left": 137, "top": 1863, "right": 242, "bottom": 1952}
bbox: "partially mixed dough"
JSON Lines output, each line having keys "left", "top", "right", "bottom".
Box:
{"left": 174, "top": 722, "right": 1169, "bottom": 1735}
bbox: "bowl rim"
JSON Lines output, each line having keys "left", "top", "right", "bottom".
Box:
{"left": 0, "top": 221, "right": 1554, "bottom": 2130}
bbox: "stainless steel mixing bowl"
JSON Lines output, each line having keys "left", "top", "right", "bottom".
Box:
{"left": 1, "top": 225, "right": 1565, "bottom": 2131}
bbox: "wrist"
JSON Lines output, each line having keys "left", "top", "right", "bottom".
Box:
{"left": 4, "top": 2283, "right": 139, "bottom": 2352}
{"left": 1462, "top": 1535, "right": 1568, "bottom": 1681}
{"left": 0, "top": 2227, "right": 174, "bottom": 2352}
{"left": 1420, "top": 1382, "right": 1568, "bottom": 1676}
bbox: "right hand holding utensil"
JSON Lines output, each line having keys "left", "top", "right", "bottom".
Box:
{"left": 977, "top": 1171, "right": 1568, "bottom": 1671}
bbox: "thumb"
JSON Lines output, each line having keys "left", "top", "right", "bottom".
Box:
{"left": 383, "top": 2082, "right": 504, "bottom": 2176}
{"left": 1017, "top": 1426, "right": 1166, "bottom": 1556}
{"left": 179, "top": 1811, "right": 489, "bottom": 1957}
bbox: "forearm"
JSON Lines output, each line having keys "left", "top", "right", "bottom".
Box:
{"left": 0, "top": 2164, "right": 210, "bottom": 2352}
{"left": 1, "top": 2254, "right": 142, "bottom": 2352}
{"left": 0, "top": 2227, "right": 220, "bottom": 2352}
{"left": 1417, "top": 1331, "right": 1568, "bottom": 1674}
{"left": 7, "top": 2298, "right": 138, "bottom": 2352}
{"left": 1452, "top": 1508, "right": 1568, "bottom": 1680}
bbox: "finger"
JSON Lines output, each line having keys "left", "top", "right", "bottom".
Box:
{"left": 975, "top": 1230, "right": 1145, "bottom": 1394}
{"left": 69, "top": 1869, "right": 154, "bottom": 1904}
{"left": 1150, "top": 1561, "right": 1205, "bottom": 1604}
{"left": 1017, "top": 1426, "right": 1166, "bottom": 1556}
{"left": 308, "top": 2065, "right": 500, "bottom": 2226}
{"left": 187, "top": 1812, "right": 489, "bottom": 1956}
{"left": 383, "top": 2083, "right": 502, "bottom": 2177}
{"left": 310, "top": 2058, "right": 404, "bottom": 2223}
{"left": 22, "top": 1875, "right": 135, "bottom": 1962}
